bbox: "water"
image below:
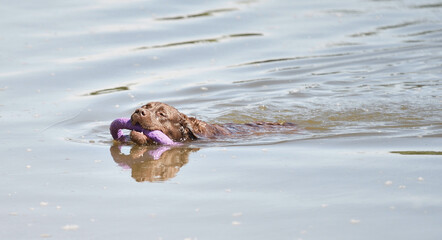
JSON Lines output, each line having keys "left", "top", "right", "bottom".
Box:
{"left": 1, "top": 0, "right": 441, "bottom": 239}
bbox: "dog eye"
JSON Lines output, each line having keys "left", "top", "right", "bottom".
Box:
{"left": 158, "top": 112, "right": 166, "bottom": 117}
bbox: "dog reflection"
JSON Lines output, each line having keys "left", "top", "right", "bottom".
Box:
{"left": 110, "top": 145, "right": 199, "bottom": 182}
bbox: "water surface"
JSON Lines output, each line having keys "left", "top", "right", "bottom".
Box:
{"left": 1, "top": 0, "right": 441, "bottom": 239}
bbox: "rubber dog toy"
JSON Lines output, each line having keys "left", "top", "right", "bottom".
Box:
{"left": 110, "top": 118, "right": 180, "bottom": 146}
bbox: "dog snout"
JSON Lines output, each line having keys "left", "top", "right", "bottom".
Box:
{"left": 135, "top": 108, "right": 147, "bottom": 116}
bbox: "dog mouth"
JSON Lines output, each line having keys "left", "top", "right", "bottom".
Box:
{"left": 130, "top": 114, "right": 140, "bottom": 126}
{"left": 131, "top": 113, "right": 158, "bottom": 132}
{"left": 130, "top": 114, "right": 147, "bottom": 129}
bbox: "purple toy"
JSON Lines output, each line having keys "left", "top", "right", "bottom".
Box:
{"left": 110, "top": 118, "right": 180, "bottom": 146}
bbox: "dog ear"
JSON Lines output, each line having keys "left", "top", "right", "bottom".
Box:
{"left": 181, "top": 114, "right": 209, "bottom": 140}
{"left": 178, "top": 114, "right": 199, "bottom": 140}
{"left": 187, "top": 117, "right": 215, "bottom": 138}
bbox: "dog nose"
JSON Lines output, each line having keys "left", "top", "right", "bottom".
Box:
{"left": 135, "top": 108, "right": 146, "bottom": 116}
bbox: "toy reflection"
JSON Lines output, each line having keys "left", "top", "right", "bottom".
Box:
{"left": 110, "top": 144, "right": 199, "bottom": 182}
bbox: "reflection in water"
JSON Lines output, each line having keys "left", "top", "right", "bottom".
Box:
{"left": 110, "top": 145, "right": 199, "bottom": 182}
{"left": 391, "top": 151, "right": 442, "bottom": 155}
{"left": 228, "top": 53, "right": 350, "bottom": 68}
{"left": 156, "top": 8, "right": 237, "bottom": 21}
{"left": 411, "top": 3, "right": 442, "bottom": 9}
{"left": 133, "top": 33, "right": 262, "bottom": 51}
{"left": 84, "top": 84, "right": 133, "bottom": 96}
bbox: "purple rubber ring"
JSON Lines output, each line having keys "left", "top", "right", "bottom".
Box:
{"left": 110, "top": 118, "right": 181, "bottom": 146}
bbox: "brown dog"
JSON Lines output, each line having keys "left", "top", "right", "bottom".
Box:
{"left": 130, "top": 102, "right": 295, "bottom": 145}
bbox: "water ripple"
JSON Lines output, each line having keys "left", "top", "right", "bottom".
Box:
{"left": 155, "top": 8, "right": 237, "bottom": 21}
{"left": 133, "top": 33, "right": 263, "bottom": 51}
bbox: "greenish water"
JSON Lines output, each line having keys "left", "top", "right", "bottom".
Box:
{"left": 391, "top": 151, "right": 442, "bottom": 155}
{"left": 1, "top": 0, "right": 441, "bottom": 239}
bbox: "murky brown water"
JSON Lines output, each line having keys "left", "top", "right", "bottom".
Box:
{"left": 1, "top": 0, "right": 441, "bottom": 239}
